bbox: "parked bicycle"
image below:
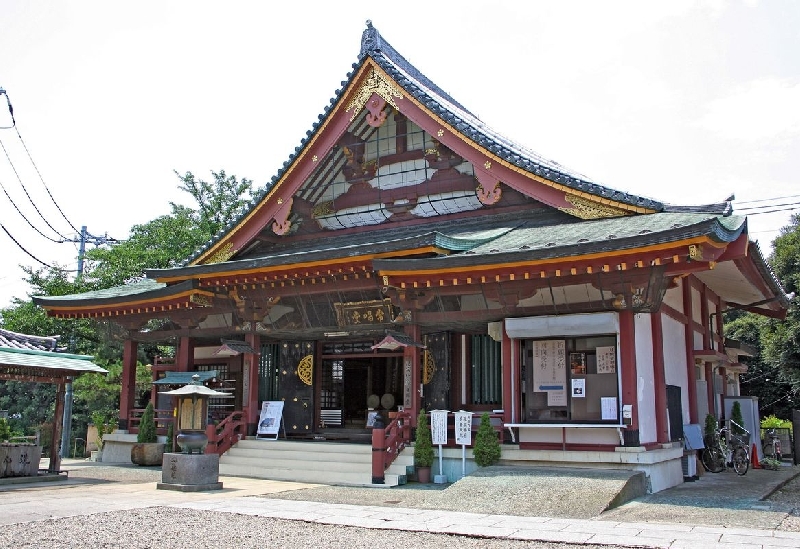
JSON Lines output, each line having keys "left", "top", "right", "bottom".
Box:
{"left": 762, "top": 428, "right": 782, "bottom": 461}
{"left": 702, "top": 420, "right": 749, "bottom": 475}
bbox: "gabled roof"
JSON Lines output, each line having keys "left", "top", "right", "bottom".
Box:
{"left": 183, "top": 21, "right": 665, "bottom": 267}
{"left": 0, "top": 328, "right": 106, "bottom": 379}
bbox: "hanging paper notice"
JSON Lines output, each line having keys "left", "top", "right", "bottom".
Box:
{"left": 601, "top": 397, "right": 618, "bottom": 420}
{"left": 547, "top": 390, "right": 567, "bottom": 406}
{"left": 596, "top": 346, "right": 617, "bottom": 374}
{"left": 532, "top": 340, "right": 566, "bottom": 392}
{"left": 571, "top": 378, "right": 586, "bottom": 398}
{"left": 430, "top": 410, "right": 449, "bottom": 446}
{"left": 454, "top": 411, "right": 473, "bottom": 445}
{"left": 257, "top": 401, "right": 284, "bottom": 437}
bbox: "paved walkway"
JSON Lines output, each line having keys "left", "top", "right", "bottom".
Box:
{"left": 2, "top": 460, "right": 799, "bottom": 548}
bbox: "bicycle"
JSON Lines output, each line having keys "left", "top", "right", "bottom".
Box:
{"left": 762, "top": 429, "right": 782, "bottom": 461}
{"left": 702, "top": 421, "right": 749, "bottom": 475}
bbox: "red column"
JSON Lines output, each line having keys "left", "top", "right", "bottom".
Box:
{"left": 176, "top": 336, "right": 193, "bottom": 371}
{"left": 404, "top": 323, "right": 421, "bottom": 426}
{"left": 244, "top": 332, "right": 261, "bottom": 434}
{"left": 119, "top": 339, "right": 138, "bottom": 430}
{"left": 651, "top": 313, "right": 669, "bottom": 443}
{"left": 619, "top": 310, "right": 639, "bottom": 434}
{"left": 682, "top": 278, "right": 699, "bottom": 423}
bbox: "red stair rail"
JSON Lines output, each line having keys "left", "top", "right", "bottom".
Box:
{"left": 371, "top": 410, "right": 411, "bottom": 484}
{"left": 205, "top": 411, "right": 247, "bottom": 456}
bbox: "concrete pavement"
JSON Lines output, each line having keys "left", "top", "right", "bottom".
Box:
{"left": 2, "top": 459, "right": 800, "bottom": 548}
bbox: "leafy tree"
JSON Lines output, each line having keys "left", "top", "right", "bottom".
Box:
{"left": 174, "top": 169, "right": 255, "bottom": 240}
{"left": 137, "top": 402, "right": 157, "bottom": 443}
{"left": 414, "top": 409, "right": 434, "bottom": 467}
{"left": 473, "top": 412, "right": 502, "bottom": 466}
{"left": 730, "top": 401, "right": 745, "bottom": 435}
{"left": 759, "top": 214, "right": 800, "bottom": 403}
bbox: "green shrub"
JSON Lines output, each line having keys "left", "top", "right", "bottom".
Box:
{"left": 730, "top": 401, "right": 746, "bottom": 435}
{"left": 0, "top": 418, "right": 12, "bottom": 442}
{"left": 137, "top": 402, "right": 157, "bottom": 443}
{"left": 472, "top": 412, "right": 502, "bottom": 467}
{"left": 704, "top": 414, "right": 718, "bottom": 445}
{"left": 414, "top": 409, "right": 434, "bottom": 467}
{"left": 761, "top": 415, "right": 792, "bottom": 431}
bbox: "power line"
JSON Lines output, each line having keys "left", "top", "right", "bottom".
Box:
{"left": 13, "top": 126, "right": 81, "bottom": 235}
{"left": 735, "top": 194, "right": 800, "bottom": 206}
{"left": 0, "top": 222, "right": 75, "bottom": 272}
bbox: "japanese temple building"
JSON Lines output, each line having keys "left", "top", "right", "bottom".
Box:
{"left": 33, "top": 22, "right": 789, "bottom": 492}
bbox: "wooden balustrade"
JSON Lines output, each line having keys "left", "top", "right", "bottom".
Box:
{"left": 205, "top": 411, "right": 247, "bottom": 456}
{"left": 127, "top": 408, "right": 175, "bottom": 436}
{"left": 371, "top": 410, "right": 411, "bottom": 484}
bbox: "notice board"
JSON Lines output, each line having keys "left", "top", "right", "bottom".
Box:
{"left": 257, "top": 401, "right": 285, "bottom": 439}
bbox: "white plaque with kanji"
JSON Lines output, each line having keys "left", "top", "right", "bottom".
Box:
{"left": 454, "top": 411, "right": 473, "bottom": 445}
{"left": 430, "top": 410, "right": 449, "bottom": 445}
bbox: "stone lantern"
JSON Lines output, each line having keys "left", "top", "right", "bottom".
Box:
{"left": 156, "top": 374, "right": 230, "bottom": 491}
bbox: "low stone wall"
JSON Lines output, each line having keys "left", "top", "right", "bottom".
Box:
{"left": 100, "top": 432, "right": 166, "bottom": 464}
{"left": 431, "top": 442, "right": 684, "bottom": 494}
{"left": 1, "top": 443, "right": 42, "bottom": 477}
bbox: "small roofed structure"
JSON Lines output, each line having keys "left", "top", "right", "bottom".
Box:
{"left": 0, "top": 328, "right": 107, "bottom": 474}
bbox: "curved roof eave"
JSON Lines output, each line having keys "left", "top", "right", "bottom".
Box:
{"left": 32, "top": 279, "right": 196, "bottom": 308}
{"left": 373, "top": 214, "right": 745, "bottom": 271}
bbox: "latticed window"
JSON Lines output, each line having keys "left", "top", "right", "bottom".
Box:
{"left": 471, "top": 335, "right": 502, "bottom": 405}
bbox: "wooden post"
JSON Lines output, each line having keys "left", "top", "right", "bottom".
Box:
{"left": 683, "top": 278, "right": 699, "bottom": 423}
{"left": 651, "top": 312, "right": 669, "bottom": 443}
{"left": 619, "top": 310, "right": 639, "bottom": 446}
{"left": 119, "top": 339, "right": 138, "bottom": 430}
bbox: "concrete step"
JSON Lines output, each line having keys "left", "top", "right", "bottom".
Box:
{"left": 220, "top": 439, "right": 413, "bottom": 487}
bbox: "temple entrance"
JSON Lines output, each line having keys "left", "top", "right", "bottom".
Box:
{"left": 319, "top": 355, "right": 404, "bottom": 433}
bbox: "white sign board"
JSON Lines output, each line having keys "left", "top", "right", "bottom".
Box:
{"left": 596, "top": 345, "right": 617, "bottom": 374}
{"left": 601, "top": 397, "right": 618, "bottom": 421}
{"left": 430, "top": 410, "right": 449, "bottom": 446}
{"left": 533, "top": 340, "right": 566, "bottom": 405}
{"left": 454, "top": 411, "right": 473, "bottom": 446}
{"left": 257, "top": 401, "right": 284, "bottom": 439}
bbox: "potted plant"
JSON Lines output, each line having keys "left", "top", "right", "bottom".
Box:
{"left": 130, "top": 402, "right": 165, "bottom": 466}
{"left": 414, "top": 409, "right": 434, "bottom": 483}
{"left": 473, "top": 412, "right": 502, "bottom": 467}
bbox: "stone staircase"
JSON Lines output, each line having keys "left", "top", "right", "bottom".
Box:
{"left": 219, "top": 439, "right": 414, "bottom": 487}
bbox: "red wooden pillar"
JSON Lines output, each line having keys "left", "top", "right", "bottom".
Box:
{"left": 682, "top": 279, "right": 699, "bottom": 423}
{"left": 244, "top": 332, "right": 261, "bottom": 434}
{"left": 650, "top": 312, "right": 669, "bottom": 443}
{"left": 176, "top": 336, "right": 193, "bottom": 372}
{"left": 619, "top": 310, "right": 639, "bottom": 443}
{"left": 119, "top": 339, "right": 138, "bottom": 430}
{"left": 404, "top": 323, "right": 421, "bottom": 426}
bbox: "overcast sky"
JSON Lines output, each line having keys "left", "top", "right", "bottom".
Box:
{"left": 1, "top": 1, "right": 798, "bottom": 310}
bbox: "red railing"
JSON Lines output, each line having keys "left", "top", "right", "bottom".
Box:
{"left": 371, "top": 410, "right": 411, "bottom": 484}
{"left": 127, "top": 408, "right": 175, "bottom": 436}
{"left": 205, "top": 411, "right": 247, "bottom": 456}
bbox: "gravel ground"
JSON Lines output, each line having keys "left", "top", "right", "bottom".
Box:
{"left": 2, "top": 462, "right": 800, "bottom": 548}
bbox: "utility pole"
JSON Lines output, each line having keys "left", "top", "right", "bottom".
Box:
{"left": 62, "top": 225, "right": 118, "bottom": 458}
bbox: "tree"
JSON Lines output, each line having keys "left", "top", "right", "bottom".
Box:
{"left": 174, "top": 169, "right": 255, "bottom": 240}
{"left": 730, "top": 401, "right": 745, "bottom": 435}
{"left": 473, "top": 412, "right": 502, "bottom": 467}
{"left": 137, "top": 402, "right": 157, "bottom": 443}
{"left": 413, "top": 409, "right": 434, "bottom": 468}
{"left": 760, "top": 213, "right": 800, "bottom": 404}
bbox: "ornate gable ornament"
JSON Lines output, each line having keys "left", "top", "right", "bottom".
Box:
{"left": 345, "top": 66, "right": 404, "bottom": 122}
{"left": 559, "top": 194, "right": 629, "bottom": 220}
